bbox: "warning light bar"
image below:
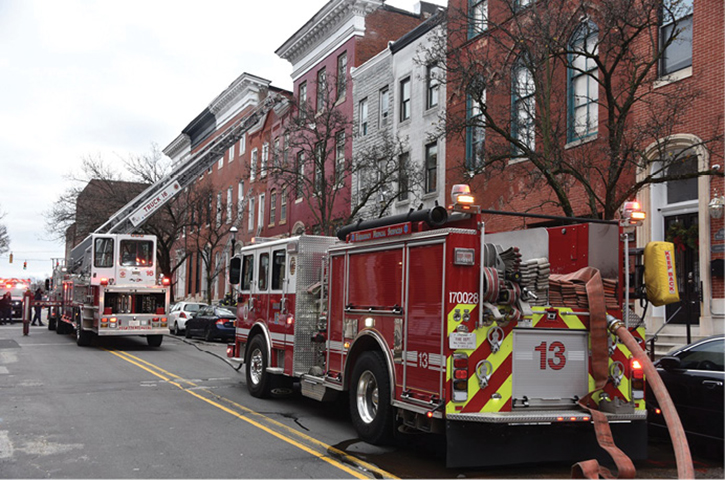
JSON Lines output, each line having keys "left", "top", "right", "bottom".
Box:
{"left": 621, "top": 200, "right": 646, "bottom": 227}
{"left": 449, "top": 184, "right": 480, "bottom": 214}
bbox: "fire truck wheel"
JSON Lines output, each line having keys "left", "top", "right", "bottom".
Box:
{"left": 349, "top": 351, "right": 394, "bottom": 445}
{"left": 147, "top": 335, "right": 163, "bottom": 347}
{"left": 246, "top": 335, "right": 271, "bottom": 398}
{"left": 48, "top": 316, "right": 56, "bottom": 331}
{"left": 76, "top": 326, "right": 92, "bottom": 347}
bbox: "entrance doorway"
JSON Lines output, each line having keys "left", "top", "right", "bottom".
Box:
{"left": 664, "top": 213, "right": 700, "bottom": 325}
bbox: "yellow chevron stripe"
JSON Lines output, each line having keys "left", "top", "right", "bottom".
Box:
{"left": 446, "top": 303, "right": 477, "bottom": 336}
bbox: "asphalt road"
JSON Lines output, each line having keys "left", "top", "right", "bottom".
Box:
{"left": 0, "top": 319, "right": 722, "bottom": 479}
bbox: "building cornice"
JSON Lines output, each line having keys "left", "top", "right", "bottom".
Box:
{"left": 209, "top": 72, "right": 271, "bottom": 121}
{"left": 276, "top": 0, "right": 383, "bottom": 70}
{"left": 163, "top": 134, "right": 191, "bottom": 161}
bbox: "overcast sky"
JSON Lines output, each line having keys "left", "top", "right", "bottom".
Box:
{"left": 0, "top": 0, "right": 446, "bottom": 281}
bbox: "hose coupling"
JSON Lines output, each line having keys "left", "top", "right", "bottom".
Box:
{"left": 606, "top": 314, "right": 625, "bottom": 334}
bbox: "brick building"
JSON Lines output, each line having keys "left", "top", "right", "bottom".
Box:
{"left": 351, "top": 8, "right": 447, "bottom": 219}
{"left": 163, "top": 73, "right": 292, "bottom": 303}
{"left": 275, "top": 0, "right": 439, "bottom": 234}
{"left": 444, "top": 0, "right": 723, "bottom": 342}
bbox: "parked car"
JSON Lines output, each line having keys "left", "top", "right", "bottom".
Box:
{"left": 184, "top": 305, "right": 236, "bottom": 342}
{"left": 168, "top": 302, "right": 207, "bottom": 335}
{"left": 647, "top": 334, "right": 724, "bottom": 457}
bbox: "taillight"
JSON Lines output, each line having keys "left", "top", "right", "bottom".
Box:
{"left": 216, "top": 319, "right": 226, "bottom": 325}
{"left": 630, "top": 356, "right": 645, "bottom": 399}
{"left": 452, "top": 353, "right": 469, "bottom": 403}
{"left": 180, "top": 312, "right": 187, "bottom": 318}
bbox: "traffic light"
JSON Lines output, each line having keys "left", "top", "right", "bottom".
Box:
{"left": 23, "top": 261, "right": 27, "bottom": 270}
{"left": 8, "top": 253, "right": 12, "bottom": 263}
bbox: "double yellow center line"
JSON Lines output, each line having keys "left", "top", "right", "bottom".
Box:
{"left": 106, "top": 348, "right": 398, "bottom": 479}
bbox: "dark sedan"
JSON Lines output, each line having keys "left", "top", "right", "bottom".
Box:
{"left": 184, "top": 305, "right": 236, "bottom": 342}
{"left": 647, "top": 334, "right": 724, "bottom": 457}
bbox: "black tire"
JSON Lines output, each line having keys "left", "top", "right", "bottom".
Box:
{"left": 48, "top": 316, "right": 56, "bottom": 331}
{"left": 204, "top": 326, "right": 215, "bottom": 342}
{"left": 185, "top": 326, "right": 192, "bottom": 339}
{"left": 147, "top": 335, "right": 163, "bottom": 347}
{"left": 76, "top": 325, "right": 92, "bottom": 347}
{"left": 172, "top": 322, "right": 180, "bottom": 336}
{"left": 349, "top": 351, "right": 394, "bottom": 445}
{"left": 246, "top": 335, "right": 271, "bottom": 398}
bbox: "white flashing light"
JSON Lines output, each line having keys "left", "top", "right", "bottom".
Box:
{"left": 449, "top": 184, "right": 480, "bottom": 213}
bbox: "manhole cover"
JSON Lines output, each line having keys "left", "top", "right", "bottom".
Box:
{"left": 0, "top": 339, "right": 20, "bottom": 349}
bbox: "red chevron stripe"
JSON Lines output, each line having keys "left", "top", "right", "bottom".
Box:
{"left": 461, "top": 351, "right": 513, "bottom": 413}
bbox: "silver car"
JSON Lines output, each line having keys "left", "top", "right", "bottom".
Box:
{"left": 168, "top": 302, "right": 207, "bottom": 336}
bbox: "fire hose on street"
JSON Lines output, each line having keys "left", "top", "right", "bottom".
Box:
{"left": 607, "top": 315, "right": 695, "bottom": 479}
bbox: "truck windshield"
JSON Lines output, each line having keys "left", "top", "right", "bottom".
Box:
{"left": 119, "top": 240, "right": 154, "bottom": 267}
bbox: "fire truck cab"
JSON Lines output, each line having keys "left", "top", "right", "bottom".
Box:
{"left": 227, "top": 187, "right": 648, "bottom": 468}
{"left": 55, "top": 233, "right": 170, "bottom": 347}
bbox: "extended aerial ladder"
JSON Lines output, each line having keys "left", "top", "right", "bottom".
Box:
{"left": 68, "top": 93, "right": 285, "bottom": 270}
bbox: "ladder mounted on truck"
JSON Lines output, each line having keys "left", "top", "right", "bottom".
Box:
{"left": 68, "top": 93, "right": 285, "bottom": 271}
{"left": 96, "top": 92, "right": 284, "bottom": 235}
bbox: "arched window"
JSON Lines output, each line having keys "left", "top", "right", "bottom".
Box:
{"left": 567, "top": 21, "right": 599, "bottom": 142}
{"left": 511, "top": 55, "right": 535, "bottom": 156}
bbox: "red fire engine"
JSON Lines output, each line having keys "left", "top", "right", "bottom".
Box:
{"left": 50, "top": 233, "right": 170, "bottom": 347}
{"left": 226, "top": 186, "right": 648, "bottom": 467}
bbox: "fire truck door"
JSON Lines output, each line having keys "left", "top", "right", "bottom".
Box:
{"left": 254, "top": 249, "right": 271, "bottom": 326}
{"left": 403, "top": 242, "right": 445, "bottom": 400}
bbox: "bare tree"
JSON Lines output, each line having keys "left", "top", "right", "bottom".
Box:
{"left": 43, "top": 145, "right": 195, "bottom": 301}
{"left": 0, "top": 209, "right": 9, "bottom": 256}
{"left": 269, "top": 75, "right": 416, "bottom": 235}
{"left": 180, "top": 183, "right": 243, "bottom": 304}
{"left": 432, "top": 0, "right": 722, "bottom": 219}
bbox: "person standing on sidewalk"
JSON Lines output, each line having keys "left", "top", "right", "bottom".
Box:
{"left": 0, "top": 292, "right": 11, "bottom": 325}
{"left": 31, "top": 288, "right": 44, "bottom": 326}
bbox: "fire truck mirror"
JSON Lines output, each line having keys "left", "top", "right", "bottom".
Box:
{"left": 229, "top": 257, "right": 242, "bottom": 285}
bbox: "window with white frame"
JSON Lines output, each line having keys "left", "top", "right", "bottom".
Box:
{"left": 512, "top": 57, "right": 535, "bottom": 154}
{"left": 317, "top": 68, "right": 327, "bottom": 111}
{"left": 296, "top": 151, "right": 305, "bottom": 199}
{"left": 469, "top": 0, "right": 488, "bottom": 38}
{"left": 379, "top": 86, "right": 389, "bottom": 127}
{"left": 298, "top": 81, "right": 307, "bottom": 118}
{"left": 248, "top": 196, "right": 255, "bottom": 232}
{"left": 337, "top": 52, "right": 347, "bottom": 100}
{"left": 359, "top": 98, "right": 369, "bottom": 136}
{"left": 398, "top": 152, "right": 410, "bottom": 201}
{"left": 240, "top": 135, "right": 246, "bottom": 154}
{"left": 226, "top": 187, "right": 232, "bottom": 224}
{"left": 280, "top": 188, "right": 287, "bottom": 223}
{"left": 257, "top": 193, "right": 265, "bottom": 231}
{"left": 400, "top": 77, "right": 411, "bottom": 121}
{"left": 250, "top": 148, "right": 258, "bottom": 181}
{"left": 314, "top": 142, "right": 323, "bottom": 195}
{"left": 283, "top": 133, "right": 289, "bottom": 166}
{"left": 229, "top": 143, "right": 235, "bottom": 164}
{"left": 335, "top": 131, "right": 345, "bottom": 187}
{"left": 426, "top": 64, "right": 440, "bottom": 109}
{"left": 269, "top": 189, "right": 277, "bottom": 225}
{"left": 568, "top": 21, "right": 599, "bottom": 143}
{"left": 216, "top": 192, "right": 222, "bottom": 227}
{"left": 218, "top": 155, "right": 223, "bottom": 169}
{"left": 273, "top": 137, "right": 280, "bottom": 168}
{"left": 261, "top": 143, "right": 269, "bottom": 177}
{"left": 425, "top": 143, "right": 437, "bottom": 194}
{"left": 660, "top": 0, "right": 693, "bottom": 76}
{"left": 466, "top": 88, "right": 486, "bottom": 171}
